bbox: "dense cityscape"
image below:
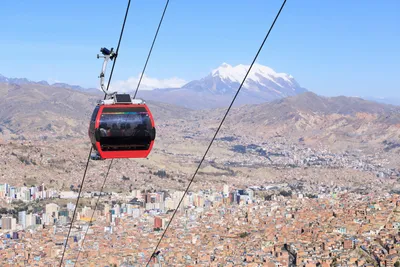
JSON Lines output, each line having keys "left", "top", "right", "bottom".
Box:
{"left": 1, "top": 182, "right": 399, "bottom": 266}
{"left": 1, "top": 2, "right": 399, "bottom": 266}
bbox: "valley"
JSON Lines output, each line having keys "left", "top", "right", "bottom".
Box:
{"left": 0, "top": 81, "right": 399, "bottom": 196}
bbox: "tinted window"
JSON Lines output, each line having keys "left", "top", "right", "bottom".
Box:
{"left": 98, "top": 107, "right": 153, "bottom": 151}
{"left": 91, "top": 106, "right": 100, "bottom": 122}
{"left": 89, "top": 106, "right": 100, "bottom": 130}
{"left": 99, "top": 107, "right": 152, "bottom": 137}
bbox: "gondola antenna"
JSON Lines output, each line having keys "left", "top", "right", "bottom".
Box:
{"left": 97, "top": 47, "right": 118, "bottom": 97}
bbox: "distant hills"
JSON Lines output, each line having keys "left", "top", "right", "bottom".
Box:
{"left": 0, "top": 82, "right": 191, "bottom": 140}
{"left": 363, "top": 96, "right": 400, "bottom": 107}
{"left": 1, "top": 63, "right": 308, "bottom": 110}
{"left": 1, "top": 69, "right": 399, "bottom": 193}
{"left": 0, "top": 74, "right": 99, "bottom": 94}
{"left": 0, "top": 78, "right": 399, "bottom": 152}
{"left": 2, "top": 64, "right": 399, "bottom": 109}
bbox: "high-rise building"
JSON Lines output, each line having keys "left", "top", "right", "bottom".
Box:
{"left": 106, "top": 212, "right": 112, "bottom": 224}
{"left": 121, "top": 203, "right": 127, "bottom": 214}
{"left": 229, "top": 192, "right": 235, "bottom": 204}
{"left": 104, "top": 204, "right": 110, "bottom": 216}
{"left": 35, "top": 215, "right": 41, "bottom": 225}
{"left": 45, "top": 203, "right": 60, "bottom": 224}
{"left": 9, "top": 187, "right": 16, "bottom": 199}
{"left": 67, "top": 202, "right": 75, "bottom": 211}
{"left": 154, "top": 217, "right": 162, "bottom": 229}
{"left": 81, "top": 206, "right": 93, "bottom": 218}
{"left": 131, "top": 190, "right": 140, "bottom": 198}
{"left": 18, "top": 211, "right": 26, "bottom": 229}
{"left": 132, "top": 208, "right": 140, "bottom": 218}
{"left": 127, "top": 204, "right": 133, "bottom": 215}
{"left": 195, "top": 195, "right": 204, "bottom": 207}
{"left": 42, "top": 213, "right": 49, "bottom": 225}
{"left": 24, "top": 190, "right": 31, "bottom": 201}
{"left": 246, "top": 189, "right": 254, "bottom": 200}
{"left": 223, "top": 184, "right": 229, "bottom": 197}
{"left": 165, "top": 198, "right": 174, "bottom": 210}
{"left": 4, "top": 184, "right": 10, "bottom": 196}
{"left": 11, "top": 218, "right": 17, "bottom": 231}
{"left": 161, "top": 218, "right": 169, "bottom": 229}
{"left": 0, "top": 184, "right": 5, "bottom": 198}
{"left": 1, "top": 217, "right": 12, "bottom": 230}
{"left": 26, "top": 213, "right": 34, "bottom": 228}
{"left": 114, "top": 204, "right": 121, "bottom": 215}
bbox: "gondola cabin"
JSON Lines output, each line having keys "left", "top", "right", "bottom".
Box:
{"left": 88, "top": 94, "right": 156, "bottom": 159}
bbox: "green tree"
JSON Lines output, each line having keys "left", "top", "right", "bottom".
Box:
{"left": 239, "top": 232, "right": 250, "bottom": 238}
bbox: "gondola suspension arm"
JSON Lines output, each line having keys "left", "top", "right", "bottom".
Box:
{"left": 97, "top": 47, "right": 118, "bottom": 97}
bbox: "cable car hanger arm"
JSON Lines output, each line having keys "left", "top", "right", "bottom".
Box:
{"left": 97, "top": 47, "right": 118, "bottom": 96}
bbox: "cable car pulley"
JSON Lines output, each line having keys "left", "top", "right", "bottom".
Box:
{"left": 88, "top": 47, "right": 156, "bottom": 160}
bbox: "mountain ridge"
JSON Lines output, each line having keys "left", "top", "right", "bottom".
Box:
{"left": 1, "top": 82, "right": 399, "bottom": 138}
{"left": 0, "top": 73, "right": 99, "bottom": 94}
{"left": 2, "top": 68, "right": 399, "bottom": 109}
{"left": 137, "top": 63, "right": 308, "bottom": 109}
{"left": 1, "top": 63, "right": 307, "bottom": 109}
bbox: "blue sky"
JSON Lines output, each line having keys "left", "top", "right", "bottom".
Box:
{"left": 1, "top": 0, "right": 399, "bottom": 97}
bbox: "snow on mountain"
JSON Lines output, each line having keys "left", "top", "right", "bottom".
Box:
{"left": 1, "top": 63, "right": 309, "bottom": 109}
{"left": 211, "top": 62, "right": 293, "bottom": 89}
{"left": 182, "top": 62, "right": 307, "bottom": 99}
{"left": 136, "top": 63, "right": 308, "bottom": 109}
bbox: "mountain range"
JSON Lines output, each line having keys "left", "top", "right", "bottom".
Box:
{"left": 0, "top": 74, "right": 99, "bottom": 94}
{"left": 1, "top": 79, "right": 399, "bottom": 148}
{"left": 2, "top": 63, "right": 400, "bottom": 150}
{"left": 1, "top": 76, "right": 400, "bottom": 191}
{"left": 137, "top": 63, "right": 308, "bottom": 109}
{"left": 2, "top": 63, "right": 399, "bottom": 109}
{"left": 1, "top": 63, "right": 307, "bottom": 110}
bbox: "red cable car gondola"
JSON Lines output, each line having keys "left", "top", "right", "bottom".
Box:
{"left": 88, "top": 94, "right": 156, "bottom": 160}
{"left": 88, "top": 47, "right": 156, "bottom": 160}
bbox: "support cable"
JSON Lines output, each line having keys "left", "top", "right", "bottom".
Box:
{"left": 63, "top": 0, "right": 170, "bottom": 265}
{"left": 58, "top": 0, "right": 132, "bottom": 265}
{"left": 145, "top": 1, "right": 288, "bottom": 265}
{"left": 73, "top": 160, "right": 113, "bottom": 266}
{"left": 133, "top": 0, "right": 170, "bottom": 98}
{"left": 59, "top": 149, "right": 93, "bottom": 266}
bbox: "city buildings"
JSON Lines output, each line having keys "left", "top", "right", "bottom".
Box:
{"left": 1, "top": 181, "right": 399, "bottom": 266}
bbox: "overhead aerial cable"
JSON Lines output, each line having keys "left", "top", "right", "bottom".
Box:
{"left": 145, "top": 0, "right": 288, "bottom": 266}
{"left": 71, "top": 0, "right": 170, "bottom": 265}
{"left": 88, "top": 2, "right": 170, "bottom": 161}
{"left": 133, "top": 0, "right": 170, "bottom": 98}
{"left": 59, "top": 149, "right": 93, "bottom": 267}
{"left": 59, "top": 0, "right": 132, "bottom": 266}
{"left": 88, "top": 0, "right": 157, "bottom": 160}
{"left": 73, "top": 161, "right": 113, "bottom": 266}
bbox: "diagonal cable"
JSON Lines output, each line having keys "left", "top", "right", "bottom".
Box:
{"left": 105, "top": 0, "right": 132, "bottom": 93}
{"left": 65, "top": 0, "right": 170, "bottom": 265}
{"left": 145, "top": 0, "right": 288, "bottom": 265}
{"left": 73, "top": 160, "right": 113, "bottom": 266}
{"left": 133, "top": 0, "right": 170, "bottom": 98}
{"left": 58, "top": 0, "right": 132, "bottom": 266}
{"left": 59, "top": 148, "right": 92, "bottom": 266}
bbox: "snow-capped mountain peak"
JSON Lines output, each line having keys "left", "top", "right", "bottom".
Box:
{"left": 182, "top": 62, "right": 307, "bottom": 101}
{"left": 211, "top": 62, "right": 294, "bottom": 87}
